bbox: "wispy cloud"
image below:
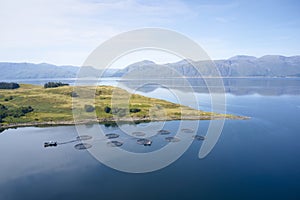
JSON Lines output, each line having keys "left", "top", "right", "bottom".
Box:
{"left": 0, "top": 0, "right": 299, "bottom": 64}
{"left": 0, "top": 0, "right": 198, "bottom": 65}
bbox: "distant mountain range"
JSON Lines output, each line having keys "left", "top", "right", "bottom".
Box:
{"left": 1, "top": 55, "right": 300, "bottom": 80}
{"left": 0, "top": 62, "right": 117, "bottom": 80}
{"left": 114, "top": 55, "right": 300, "bottom": 78}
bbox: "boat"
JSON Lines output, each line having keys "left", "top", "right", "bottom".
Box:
{"left": 44, "top": 141, "right": 57, "bottom": 147}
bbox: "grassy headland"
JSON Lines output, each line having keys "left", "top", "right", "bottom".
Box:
{"left": 0, "top": 84, "right": 247, "bottom": 129}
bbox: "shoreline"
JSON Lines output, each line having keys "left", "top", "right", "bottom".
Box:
{"left": 0, "top": 115, "right": 249, "bottom": 131}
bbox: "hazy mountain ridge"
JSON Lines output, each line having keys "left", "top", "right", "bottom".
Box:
{"left": 0, "top": 62, "right": 78, "bottom": 79}
{"left": 1, "top": 55, "right": 300, "bottom": 80}
{"left": 0, "top": 62, "right": 116, "bottom": 80}
{"left": 115, "top": 55, "right": 300, "bottom": 78}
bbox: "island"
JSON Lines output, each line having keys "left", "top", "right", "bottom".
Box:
{"left": 0, "top": 84, "right": 248, "bottom": 130}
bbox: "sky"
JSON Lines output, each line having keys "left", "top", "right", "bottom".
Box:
{"left": 0, "top": 0, "right": 300, "bottom": 66}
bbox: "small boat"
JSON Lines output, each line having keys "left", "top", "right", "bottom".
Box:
{"left": 44, "top": 141, "right": 57, "bottom": 147}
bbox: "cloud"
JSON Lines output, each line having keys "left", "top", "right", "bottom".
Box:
{"left": 0, "top": 0, "right": 197, "bottom": 65}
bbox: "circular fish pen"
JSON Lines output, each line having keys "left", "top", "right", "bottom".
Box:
{"left": 137, "top": 138, "right": 152, "bottom": 146}
{"left": 132, "top": 131, "right": 146, "bottom": 137}
{"left": 76, "top": 135, "right": 93, "bottom": 141}
{"left": 165, "top": 136, "right": 180, "bottom": 142}
{"left": 107, "top": 141, "right": 123, "bottom": 147}
{"left": 157, "top": 130, "right": 171, "bottom": 135}
{"left": 193, "top": 135, "right": 205, "bottom": 141}
{"left": 105, "top": 133, "right": 120, "bottom": 139}
{"left": 181, "top": 128, "right": 195, "bottom": 133}
{"left": 74, "top": 143, "right": 93, "bottom": 150}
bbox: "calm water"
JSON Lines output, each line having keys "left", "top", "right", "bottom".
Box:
{"left": 1, "top": 79, "right": 300, "bottom": 200}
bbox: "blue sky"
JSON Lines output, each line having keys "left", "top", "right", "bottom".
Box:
{"left": 0, "top": 0, "right": 299, "bottom": 65}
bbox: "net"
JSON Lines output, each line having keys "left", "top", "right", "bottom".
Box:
{"left": 193, "top": 135, "right": 205, "bottom": 141}
{"left": 181, "top": 128, "right": 195, "bottom": 133}
{"left": 165, "top": 137, "right": 180, "bottom": 142}
{"left": 74, "top": 143, "right": 93, "bottom": 150}
{"left": 132, "top": 131, "right": 146, "bottom": 137}
{"left": 76, "top": 135, "right": 93, "bottom": 141}
{"left": 107, "top": 140, "right": 123, "bottom": 147}
{"left": 105, "top": 133, "right": 120, "bottom": 139}
{"left": 157, "top": 130, "right": 171, "bottom": 135}
{"left": 137, "top": 138, "right": 152, "bottom": 146}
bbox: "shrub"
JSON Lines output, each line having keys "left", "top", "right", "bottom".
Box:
{"left": 5, "top": 96, "right": 13, "bottom": 101}
{"left": 0, "top": 104, "right": 33, "bottom": 120}
{"left": 104, "top": 106, "right": 111, "bottom": 113}
{"left": 130, "top": 108, "right": 141, "bottom": 113}
{"left": 70, "top": 91, "right": 79, "bottom": 97}
{"left": 44, "top": 82, "right": 69, "bottom": 88}
{"left": 84, "top": 105, "right": 95, "bottom": 112}
{"left": 111, "top": 107, "right": 127, "bottom": 117}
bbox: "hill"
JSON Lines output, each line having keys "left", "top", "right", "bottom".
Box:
{"left": 0, "top": 62, "right": 116, "bottom": 80}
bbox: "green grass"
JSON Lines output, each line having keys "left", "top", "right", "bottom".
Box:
{"left": 0, "top": 84, "right": 243, "bottom": 125}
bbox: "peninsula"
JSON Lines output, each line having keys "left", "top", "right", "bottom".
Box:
{"left": 0, "top": 84, "right": 247, "bottom": 130}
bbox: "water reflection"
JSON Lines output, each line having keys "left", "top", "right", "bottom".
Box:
{"left": 9, "top": 77, "right": 300, "bottom": 96}
{"left": 120, "top": 78, "right": 300, "bottom": 96}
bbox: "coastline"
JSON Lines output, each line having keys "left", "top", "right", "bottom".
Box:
{"left": 0, "top": 115, "right": 249, "bottom": 130}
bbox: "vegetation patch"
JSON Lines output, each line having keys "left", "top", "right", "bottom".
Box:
{"left": 44, "top": 82, "right": 69, "bottom": 88}
{"left": 0, "top": 103, "right": 33, "bottom": 122}
{"left": 0, "top": 82, "right": 20, "bottom": 89}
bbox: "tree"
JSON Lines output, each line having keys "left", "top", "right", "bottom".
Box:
{"left": 0, "top": 82, "right": 20, "bottom": 89}
{"left": 44, "top": 82, "right": 69, "bottom": 88}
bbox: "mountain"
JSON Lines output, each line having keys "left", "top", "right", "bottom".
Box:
{"left": 1, "top": 55, "right": 300, "bottom": 80}
{"left": 113, "top": 55, "right": 300, "bottom": 78}
{"left": 0, "top": 62, "right": 77, "bottom": 79}
{"left": 0, "top": 62, "right": 116, "bottom": 80}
